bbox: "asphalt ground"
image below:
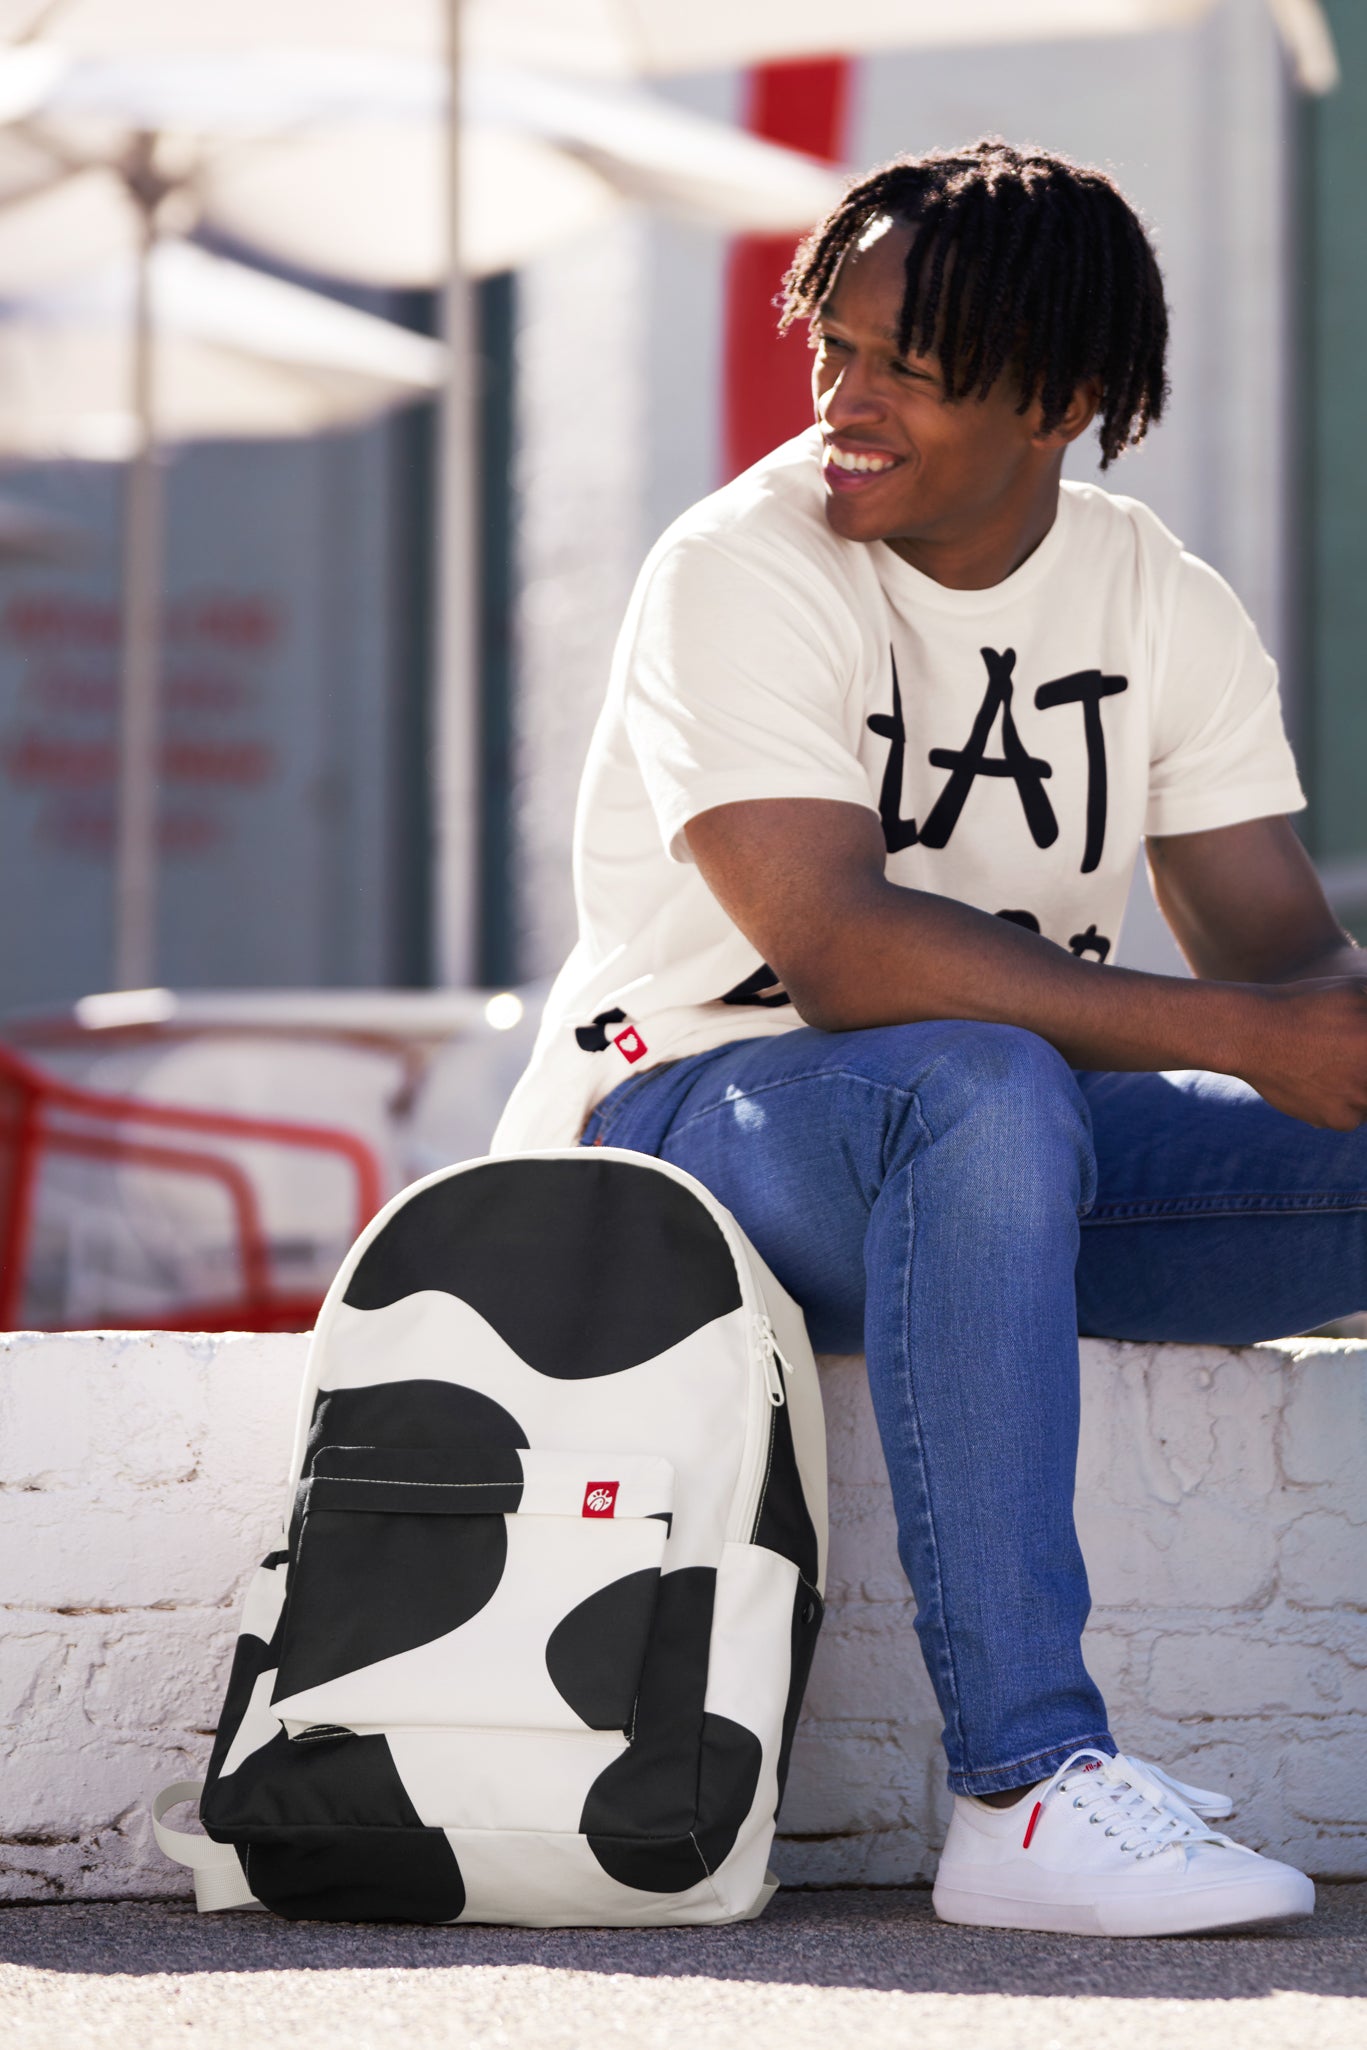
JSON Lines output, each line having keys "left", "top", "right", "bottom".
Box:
{"left": 2, "top": 1885, "right": 1364, "bottom": 2050}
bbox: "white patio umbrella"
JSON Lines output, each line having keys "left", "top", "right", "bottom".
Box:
{"left": 0, "top": 239, "right": 446, "bottom": 454}
{"left": 0, "top": 52, "right": 845, "bottom": 289}
{"left": 0, "top": 243, "right": 446, "bottom": 987}
{"left": 0, "top": 49, "right": 842, "bottom": 988}
{"left": 471, "top": 0, "right": 1338, "bottom": 91}
{"left": 0, "top": 1, "right": 1338, "bottom": 91}
{"left": 202, "top": 60, "right": 844, "bottom": 284}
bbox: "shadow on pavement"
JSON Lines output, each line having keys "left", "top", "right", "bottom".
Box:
{"left": 0, "top": 1886, "right": 1363, "bottom": 2000}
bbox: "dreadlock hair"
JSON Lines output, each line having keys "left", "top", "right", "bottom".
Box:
{"left": 781, "top": 138, "right": 1169, "bottom": 469}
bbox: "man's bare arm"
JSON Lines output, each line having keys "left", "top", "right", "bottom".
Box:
{"left": 1146, "top": 814, "right": 1362, "bottom": 983}
{"left": 683, "top": 798, "right": 1367, "bottom": 1130}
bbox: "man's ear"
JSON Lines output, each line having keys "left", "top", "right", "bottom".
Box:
{"left": 1032, "top": 383, "right": 1106, "bottom": 455}
{"left": 1033, "top": 378, "right": 1102, "bottom": 451}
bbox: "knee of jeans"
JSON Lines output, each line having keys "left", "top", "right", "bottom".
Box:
{"left": 911, "top": 1022, "right": 1094, "bottom": 1182}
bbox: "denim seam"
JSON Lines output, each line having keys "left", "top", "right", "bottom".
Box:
{"left": 951, "top": 1729, "right": 1116, "bottom": 1794}
{"left": 893, "top": 1088, "right": 972, "bottom": 1777}
{"left": 1084, "top": 1192, "right": 1367, "bottom": 1223}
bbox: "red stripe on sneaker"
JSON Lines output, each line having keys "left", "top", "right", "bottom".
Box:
{"left": 1022, "top": 1801, "right": 1043, "bottom": 1850}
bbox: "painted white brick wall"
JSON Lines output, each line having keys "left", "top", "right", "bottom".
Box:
{"left": 1, "top": 1330, "right": 1363, "bottom": 1902}
{"left": 777, "top": 1341, "right": 1367, "bottom": 1889}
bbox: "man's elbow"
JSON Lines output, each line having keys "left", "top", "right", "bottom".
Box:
{"left": 778, "top": 957, "right": 869, "bottom": 1036}
{"left": 746, "top": 882, "right": 896, "bottom": 1035}
{"left": 798, "top": 1000, "right": 855, "bottom": 1035}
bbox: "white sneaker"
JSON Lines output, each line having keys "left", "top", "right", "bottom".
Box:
{"left": 1128, "top": 1757, "right": 1233, "bottom": 1822}
{"left": 932, "top": 1748, "right": 1314, "bottom": 1937}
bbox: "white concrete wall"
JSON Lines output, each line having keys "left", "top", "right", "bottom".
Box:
{"left": 2, "top": 1328, "right": 1363, "bottom": 1903}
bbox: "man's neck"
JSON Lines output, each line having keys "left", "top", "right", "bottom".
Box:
{"left": 883, "top": 466, "right": 1065, "bottom": 591}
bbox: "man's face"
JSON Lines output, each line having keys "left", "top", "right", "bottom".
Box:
{"left": 811, "top": 215, "right": 1061, "bottom": 559}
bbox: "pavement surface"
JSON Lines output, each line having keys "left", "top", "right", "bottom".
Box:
{"left": 2, "top": 1886, "right": 1364, "bottom": 2050}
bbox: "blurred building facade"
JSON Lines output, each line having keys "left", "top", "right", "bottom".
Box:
{"left": 0, "top": 411, "right": 435, "bottom": 1012}
{"left": 1306, "top": 0, "right": 1367, "bottom": 926}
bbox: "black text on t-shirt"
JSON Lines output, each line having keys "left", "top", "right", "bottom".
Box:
{"left": 869, "top": 648, "right": 1128, "bottom": 874}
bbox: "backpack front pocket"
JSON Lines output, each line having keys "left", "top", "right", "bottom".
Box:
{"left": 270, "top": 1445, "right": 672, "bottom": 1739}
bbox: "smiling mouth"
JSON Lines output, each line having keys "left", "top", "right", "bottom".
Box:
{"left": 824, "top": 444, "right": 902, "bottom": 475}
{"left": 823, "top": 448, "right": 905, "bottom": 502}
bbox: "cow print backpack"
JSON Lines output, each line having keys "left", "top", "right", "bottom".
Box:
{"left": 153, "top": 1148, "right": 827, "bottom": 1926}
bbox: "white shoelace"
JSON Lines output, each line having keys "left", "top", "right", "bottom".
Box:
{"left": 1037, "top": 1749, "right": 1243, "bottom": 1861}
{"left": 1128, "top": 1756, "right": 1231, "bottom": 1821}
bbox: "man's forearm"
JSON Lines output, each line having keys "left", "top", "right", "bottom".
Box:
{"left": 791, "top": 879, "right": 1266, "bottom": 1076}
{"left": 690, "top": 802, "right": 1367, "bottom": 1128}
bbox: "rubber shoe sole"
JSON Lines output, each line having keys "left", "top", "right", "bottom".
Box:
{"left": 932, "top": 1864, "right": 1315, "bottom": 1938}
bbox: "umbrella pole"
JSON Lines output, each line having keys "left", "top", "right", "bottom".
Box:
{"left": 114, "top": 190, "right": 164, "bottom": 991}
{"left": 435, "top": 0, "right": 478, "bottom": 985}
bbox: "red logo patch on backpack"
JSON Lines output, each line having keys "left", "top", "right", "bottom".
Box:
{"left": 582, "top": 1482, "right": 619, "bottom": 1518}
{"left": 612, "top": 1025, "right": 647, "bottom": 1064}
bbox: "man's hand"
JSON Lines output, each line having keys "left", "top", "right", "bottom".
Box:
{"left": 683, "top": 798, "right": 1367, "bottom": 1128}
{"left": 1147, "top": 815, "right": 1367, "bottom": 1125}
{"left": 1234, "top": 980, "right": 1367, "bottom": 1130}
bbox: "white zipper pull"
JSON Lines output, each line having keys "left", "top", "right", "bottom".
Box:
{"left": 754, "top": 1314, "right": 790, "bottom": 1407}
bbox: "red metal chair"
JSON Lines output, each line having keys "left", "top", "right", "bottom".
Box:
{"left": 0, "top": 1041, "right": 383, "bottom": 1332}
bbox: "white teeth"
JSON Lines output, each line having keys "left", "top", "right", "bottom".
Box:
{"left": 827, "top": 446, "right": 896, "bottom": 474}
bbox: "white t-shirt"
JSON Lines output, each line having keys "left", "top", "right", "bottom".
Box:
{"left": 492, "top": 428, "right": 1305, "bottom": 1152}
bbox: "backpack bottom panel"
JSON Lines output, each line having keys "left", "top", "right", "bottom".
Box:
{"left": 441, "top": 1803, "right": 782, "bottom": 1926}
{"left": 226, "top": 1820, "right": 778, "bottom": 1927}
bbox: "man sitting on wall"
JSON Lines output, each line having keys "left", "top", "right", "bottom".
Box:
{"left": 493, "top": 139, "right": 1362, "bottom": 1936}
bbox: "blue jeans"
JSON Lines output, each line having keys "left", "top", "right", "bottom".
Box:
{"left": 580, "top": 1022, "right": 1367, "bottom": 1795}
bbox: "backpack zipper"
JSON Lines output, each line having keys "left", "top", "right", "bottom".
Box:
{"left": 755, "top": 1313, "right": 792, "bottom": 1407}
{"left": 744, "top": 1314, "right": 793, "bottom": 1541}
